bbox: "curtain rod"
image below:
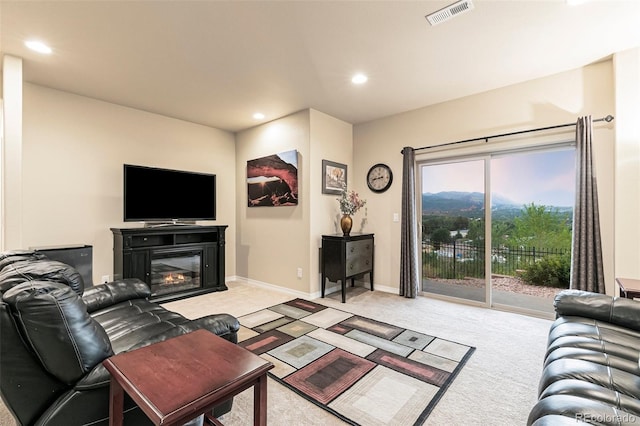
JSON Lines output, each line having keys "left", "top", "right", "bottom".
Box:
{"left": 407, "top": 115, "right": 614, "bottom": 153}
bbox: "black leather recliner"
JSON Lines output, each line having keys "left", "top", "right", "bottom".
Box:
{"left": 528, "top": 289, "right": 640, "bottom": 425}
{"left": 0, "top": 250, "right": 240, "bottom": 426}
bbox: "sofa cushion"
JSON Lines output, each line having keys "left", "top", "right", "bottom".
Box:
{"left": 528, "top": 394, "right": 640, "bottom": 425}
{"left": 2, "top": 281, "right": 113, "bottom": 384}
{"left": 82, "top": 278, "right": 151, "bottom": 313}
{"left": 0, "top": 250, "right": 46, "bottom": 272}
{"left": 0, "top": 259, "right": 84, "bottom": 295}
{"left": 554, "top": 290, "right": 640, "bottom": 332}
{"left": 91, "top": 298, "right": 240, "bottom": 353}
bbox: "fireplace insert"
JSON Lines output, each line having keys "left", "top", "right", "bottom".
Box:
{"left": 150, "top": 249, "right": 202, "bottom": 297}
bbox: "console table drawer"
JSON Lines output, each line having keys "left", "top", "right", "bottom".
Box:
{"left": 346, "top": 240, "right": 372, "bottom": 261}
{"left": 346, "top": 256, "right": 372, "bottom": 276}
{"left": 129, "top": 234, "right": 173, "bottom": 248}
{"left": 345, "top": 240, "right": 372, "bottom": 276}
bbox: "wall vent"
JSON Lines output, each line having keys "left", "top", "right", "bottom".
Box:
{"left": 426, "top": 0, "right": 475, "bottom": 26}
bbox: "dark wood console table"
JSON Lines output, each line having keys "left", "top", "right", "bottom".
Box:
{"left": 321, "top": 233, "right": 374, "bottom": 303}
{"left": 103, "top": 329, "right": 273, "bottom": 426}
{"left": 111, "top": 225, "right": 228, "bottom": 303}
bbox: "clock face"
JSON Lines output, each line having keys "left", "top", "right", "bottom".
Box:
{"left": 367, "top": 163, "right": 393, "bottom": 193}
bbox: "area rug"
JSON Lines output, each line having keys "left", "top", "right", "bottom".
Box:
{"left": 237, "top": 298, "right": 475, "bottom": 425}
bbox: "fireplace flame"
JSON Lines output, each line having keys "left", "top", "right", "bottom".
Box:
{"left": 165, "top": 273, "right": 185, "bottom": 284}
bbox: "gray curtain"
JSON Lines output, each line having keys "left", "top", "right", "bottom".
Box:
{"left": 400, "top": 146, "right": 419, "bottom": 298}
{"left": 571, "top": 115, "right": 605, "bottom": 293}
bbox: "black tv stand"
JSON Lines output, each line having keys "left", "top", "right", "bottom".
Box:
{"left": 111, "top": 225, "right": 228, "bottom": 303}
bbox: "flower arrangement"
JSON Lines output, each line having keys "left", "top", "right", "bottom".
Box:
{"left": 337, "top": 183, "right": 366, "bottom": 215}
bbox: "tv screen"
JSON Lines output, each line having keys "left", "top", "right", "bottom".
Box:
{"left": 124, "top": 164, "right": 216, "bottom": 222}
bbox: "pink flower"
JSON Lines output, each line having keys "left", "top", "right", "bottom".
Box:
{"left": 337, "top": 184, "right": 366, "bottom": 215}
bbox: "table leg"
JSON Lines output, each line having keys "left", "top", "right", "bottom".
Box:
{"left": 109, "top": 378, "right": 124, "bottom": 426}
{"left": 254, "top": 373, "right": 268, "bottom": 426}
{"left": 321, "top": 273, "right": 326, "bottom": 298}
{"left": 341, "top": 278, "right": 346, "bottom": 303}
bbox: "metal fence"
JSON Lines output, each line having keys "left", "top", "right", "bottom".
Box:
{"left": 422, "top": 240, "right": 569, "bottom": 279}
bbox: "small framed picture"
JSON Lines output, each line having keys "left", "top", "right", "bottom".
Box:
{"left": 322, "top": 160, "right": 347, "bottom": 195}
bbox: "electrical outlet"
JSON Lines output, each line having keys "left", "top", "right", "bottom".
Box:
{"left": 101, "top": 275, "right": 110, "bottom": 283}
{"left": 393, "top": 213, "right": 399, "bottom": 222}
{"left": 297, "top": 268, "right": 303, "bottom": 279}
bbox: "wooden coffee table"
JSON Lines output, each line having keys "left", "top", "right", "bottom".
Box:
{"left": 103, "top": 329, "right": 273, "bottom": 426}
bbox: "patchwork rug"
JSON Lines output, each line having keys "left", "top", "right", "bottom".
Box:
{"left": 238, "top": 298, "right": 475, "bottom": 425}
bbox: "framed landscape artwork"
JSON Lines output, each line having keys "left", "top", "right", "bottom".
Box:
{"left": 322, "top": 160, "right": 347, "bottom": 195}
{"left": 247, "top": 149, "right": 299, "bottom": 207}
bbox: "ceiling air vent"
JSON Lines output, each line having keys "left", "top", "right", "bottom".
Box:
{"left": 426, "top": 0, "right": 475, "bottom": 26}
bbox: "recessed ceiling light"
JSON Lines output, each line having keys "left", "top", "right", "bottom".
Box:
{"left": 351, "top": 73, "right": 368, "bottom": 85}
{"left": 253, "top": 112, "right": 265, "bottom": 120}
{"left": 25, "top": 40, "right": 52, "bottom": 54}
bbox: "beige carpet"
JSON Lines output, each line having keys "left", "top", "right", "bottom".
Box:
{"left": 0, "top": 281, "right": 551, "bottom": 425}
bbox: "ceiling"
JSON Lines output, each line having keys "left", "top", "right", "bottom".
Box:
{"left": 2, "top": 1, "right": 640, "bottom": 133}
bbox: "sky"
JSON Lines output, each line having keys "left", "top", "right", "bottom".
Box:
{"left": 277, "top": 150, "right": 298, "bottom": 167}
{"left": 422, "top": 149, "right": 576, "bottom": 207}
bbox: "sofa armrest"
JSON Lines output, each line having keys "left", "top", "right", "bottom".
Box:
{"left": 74, "top": 315, "right": 239, "bottom": 389}
{"left": 74, "top": 363, "right": 111, "bottom": 390}
{"left": 82, "top": 279, "right": 151, "bottom": 313}
{"left": 181, "top": 315, "right": 240, "bottom": 343}
{"left": 554, "top": 289, "right": 640, "bottom": 331}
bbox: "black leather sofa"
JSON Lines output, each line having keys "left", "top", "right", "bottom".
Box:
{"left": 0, "top": 250, "right": 240, "bottom": 426}
{"left": 528, "top": 289, "right": 640, "bottom": 425}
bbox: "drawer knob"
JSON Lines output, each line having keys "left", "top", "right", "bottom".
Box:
{"left": 366, "top": 260, "right": 370, "bottom": 265}
{"left": 350, "top": 247, "right": 355, "bottom": 253}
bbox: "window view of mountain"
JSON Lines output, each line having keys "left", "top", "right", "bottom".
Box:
{"left": 422, "top": 191, "right": 573, "bottom": 220}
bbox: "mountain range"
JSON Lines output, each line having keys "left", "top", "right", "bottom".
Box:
{"left": 422, "top": 191, "right": 572, "bottom": 218}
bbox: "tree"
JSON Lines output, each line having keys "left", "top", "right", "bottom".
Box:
{"left": 509, "top": 203, "right": 572, "bottom": 250}
{"left": 431, "top": 228, "right": 451, "bottom": 251}
{"left": 453, "top": 216, "right": 469, "bottom": 230}
{"left": 423, "top": 215, "right": 447, "bottom": 235}
{"left": 466, "top": 218, "right": 485, "bottom": 242}
{"left": 491, "top": 220, "right": 514, "bottom": 247}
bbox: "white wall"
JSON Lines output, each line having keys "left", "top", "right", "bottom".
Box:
{"left": 235, "top": 110, "right": 311, "bottom": 293}
{"left": 614, "top": 48, "right": 640, "bottom": 281}
{"left": 18, "top": 84, "right": 236, "bottom": 284}
{"left": 235, "top": 108, "right": 354, "bottom": 296}
{"left": 1, "top": 55, "right": 23, "bottom": 250}
{"left": 309, "top": 109, "right": 353, "bottom": 294}
{"left": 354, "top": 61, "right": 618, "bottom": 295}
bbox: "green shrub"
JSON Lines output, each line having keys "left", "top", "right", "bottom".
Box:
{"left": 521, "top": 253, "right": 570, "bottom": 288}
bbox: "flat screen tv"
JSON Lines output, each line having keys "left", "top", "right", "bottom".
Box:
{"left": 124, "top": 164, "right": 216, "bottom": 223}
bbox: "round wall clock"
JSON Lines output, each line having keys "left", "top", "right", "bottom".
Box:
{"left": 366, "top": 163, "right": 393, "bottom": 193}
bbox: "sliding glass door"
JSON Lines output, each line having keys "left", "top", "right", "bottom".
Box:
{"left": 489, "top": 149, "right": 574, "bottom": 313}
{"left": 421, "top": 158, "right": 487, "bottom": 304}
{"left": 420, "top": 147, "right": 575, "bottom": 316}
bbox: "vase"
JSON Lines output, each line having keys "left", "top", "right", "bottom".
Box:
{"left": 340, "top": 214, "right": 353, "bottom": 236}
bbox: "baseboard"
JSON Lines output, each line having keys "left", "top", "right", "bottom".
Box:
{"left": 373, "top": 283, "right": 398, "bottom": 294}
{"left": 233, "top": 276, "right": 313, "bottom": 299}
{"left": 229, "top": 276, "right": 399, "bottom": 299}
